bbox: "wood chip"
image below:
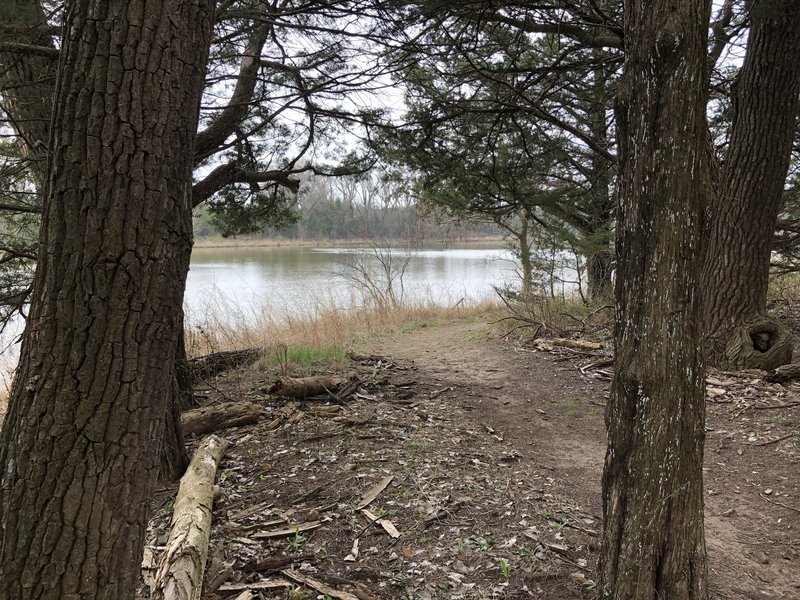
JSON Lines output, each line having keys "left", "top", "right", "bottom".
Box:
{"left": 252, "top": 520, "right": 322, "bottom": 539}
{"left": 281, "top": 568, "right": 360, "bottom": 600}
{"left": 355, "top": 475, "right": 394, "bottom": 510}
{"left": 218, "top": 579, "right": 292, "bottom": 592}
{"left": 361, "top": 509, "right": 401, "bottom": 538}
{"left": 344, "top": 538, "right": 360, "bottom": 562}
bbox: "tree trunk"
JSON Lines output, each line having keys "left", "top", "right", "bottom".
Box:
{"left": 161, "top": 382, "right": 191, "bottom": 482}
{"left": 583, "top": 53, "right": 615, "bottom": 302}
{"left": 599, "top": 1, "right": 711, "bottom": 598}
{"left": 702, "top": 0, "right": 800, "bottom": 366}
{"left": 518, "top": 208, "right": 534, "bottom": 298}
{"left": 586, "top": 249, "right": 613, "bottom": 301}
{"left": 1, "top": 1, "right": 195, "bottom": 482}
{"left": 0, "top": 2, "right": 214, "bottom": 599}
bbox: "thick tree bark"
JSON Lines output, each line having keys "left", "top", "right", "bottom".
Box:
{"left": 702, "top": 0, "right": 800, "bottom": 365}
{"left": 1, "top": 0, "right": 198, "bottom": 484}
{"left": 0, "top": 2, "right": 214, "bottom": 599}
{"left": 600, "top": 1, "right": 711, "bottom": 598}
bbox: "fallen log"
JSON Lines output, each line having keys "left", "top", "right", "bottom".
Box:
{"left": 181, "top": 401, "right": 266, "bottom": 437}
{"left": 763, "top": 362, "right": 800, "bottom": 384}
{"left": 267, "top": 374, "right": 357, "bottom": 399}
{"left": 189, "top": 348, "right": 262, "bottom": 382}
{"left": 547, "top": 338, "right": 603, "bottom": 351}
{"left": 151, "top": 435, "right": 230, "bottom": 600}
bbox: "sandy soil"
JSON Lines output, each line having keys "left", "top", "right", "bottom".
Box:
{"left": 143, "top": 317, "right": 800, "bottom": 599}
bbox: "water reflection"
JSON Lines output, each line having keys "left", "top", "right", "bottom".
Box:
{"left": 185, "top": 245, "right": 515, "bottom": 326}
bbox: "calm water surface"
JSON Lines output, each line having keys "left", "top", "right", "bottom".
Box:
{"left": 185, "top": 245, "right": 515, "bottom": 326}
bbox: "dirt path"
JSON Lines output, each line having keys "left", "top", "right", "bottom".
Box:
{"left": 372, "top": 319, "right": 800, "bottom": 599}
{"left": 374, "top": 320, "right": 607, "bottom": 522}
{"left": 143, "top": 318, "right": 800, "bottom": 600}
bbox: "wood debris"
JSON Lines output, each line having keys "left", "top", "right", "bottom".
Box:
{"left": 533, "top": 337, "right": 603, "bottom": 352}
{"left": 181, "top": 401, "right": 265, "bottom": 437}
{"left": 355, "top": 475, "right": 394, "bottom": 510}
{"left": 281, "top": 568, "right": 360, "bottom": 600}
{"left": 252, "top": 520, "right": 323, "bottom": 539}
{"left": 217, "top": 579, "right": 292, "bottom": 592}
{"left": 344, "top": 538, "right": 360, "bottom": 562}
{"left": 150, "top": 435, "right": 230, "bottom": 600}
{"left": 242, "top": 555, "right": 313, "bottom": 573}
{"left": 264, "top": 402, "right": 300, "bottom": 430}
{"left": 189, "top": 348, "right": 262, "bottom": 383}
{"left": 361, "top": 508, "right": 401, "bottom": 538}
{"left": 266, "top": 374, "right": 360, "bottom": 400}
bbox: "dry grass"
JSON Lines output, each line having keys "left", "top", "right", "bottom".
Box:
{"left": 184, "top": 295, "right": 503, "bottom": 367}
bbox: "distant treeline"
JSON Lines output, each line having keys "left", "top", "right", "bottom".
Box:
{"left": 193, "top": 173, "right": 501, "bottom": 242}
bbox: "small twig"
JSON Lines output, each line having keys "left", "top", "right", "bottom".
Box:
{"left": 759, "top": 493, "right": 800, "bottom": 514}
{"left": 751, "top": 432, "right": 796, "bottom": 447}
{"left": 749, "top": 401, "right": 800, "bottom": 411}
{"left": 429, "top": 386, "right": 453, "bottom": 399}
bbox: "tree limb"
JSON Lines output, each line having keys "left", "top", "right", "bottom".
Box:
{"left": 0, "top": 41, "right": 60, "bottom": 59}
{"left": 193, "top": 25, "right": 269, "bottom": 163}
{"left": 192, "top": 162, "right": 300, "bottom": 206}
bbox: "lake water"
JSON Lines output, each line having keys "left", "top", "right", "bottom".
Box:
{"left": 184, "top": 244, "right": 516, "bottom": 326}
{"left": 0, "top": 244, "right": 516, "bottom": 385}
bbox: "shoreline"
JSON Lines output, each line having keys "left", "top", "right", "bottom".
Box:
{"left": 191, "top": 235, "right": 506, "bottom": 250}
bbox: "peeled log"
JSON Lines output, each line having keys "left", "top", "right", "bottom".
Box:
{"left": 151, "top": 435, "right": 231, "bottom": 600}
{"left": 724, "top": 315, "right": 793, "bottom": 371}
{"left": 181, "top": 401, "right": 265, "bottom": 437}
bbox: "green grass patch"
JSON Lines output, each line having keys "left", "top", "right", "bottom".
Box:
{"left": 261, "top": 344, "right": 348, "bottom": 374}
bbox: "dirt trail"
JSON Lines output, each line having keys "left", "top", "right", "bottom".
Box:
{"left": 374, "top": 321, "right": 607, "bottom": 509}
{"left": 372, "top": 319, "right": 800, "bottom": 599}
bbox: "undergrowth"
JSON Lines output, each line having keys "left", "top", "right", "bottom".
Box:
{"left": 494, "top": 287, "right": 613, "bottom": 342}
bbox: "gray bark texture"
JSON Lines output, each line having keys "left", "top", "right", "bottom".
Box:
{"left": 600, "top": 0, "right": 711, "bottom": 598}
{"left": 702, "top": 0, "right": 800, "bottom": 366}
{"left": 0, "top": 1, "right": 215, "bottom": 598}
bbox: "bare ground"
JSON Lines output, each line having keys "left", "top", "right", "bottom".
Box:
{"left": 143, "top": 317, "right": 800, "bottom": 599}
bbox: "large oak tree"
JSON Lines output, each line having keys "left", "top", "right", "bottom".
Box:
{"left": 0, "top": 0, "right": 214, "bottom": 597}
